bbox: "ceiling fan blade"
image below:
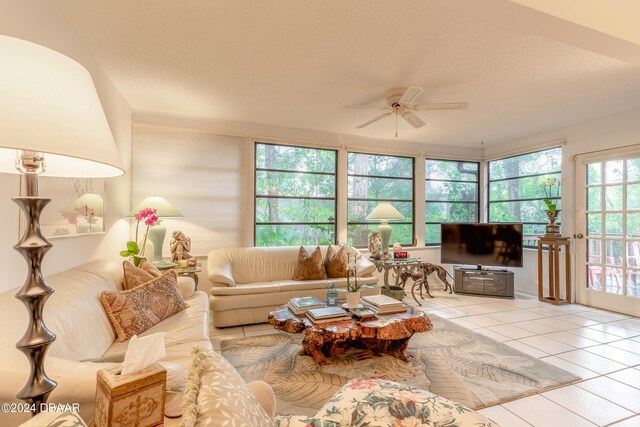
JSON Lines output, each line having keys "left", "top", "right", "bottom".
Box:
{"left": 356, "top": 111, "right": 393, "bottom": 129}
{"left": 343, "top": 105, "right": 391, "bottom": 110}
{"left": 413, "top": 102, "right": 469, "bottom": 111}
{"left": 399, "top": 86, "right": 424, "bottom": 104}
{"left": 401, "top": 111, "right": 426, "bottom": 129}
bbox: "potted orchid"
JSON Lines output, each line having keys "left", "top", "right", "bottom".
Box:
{"left": 344, "top": 246, "right": 366, "bottom": 308}
{"left": 120, "top": 207, "right": 159, "bottom": 266}
{"left": 540, "top": 177, "right": 562, "bottom": 236}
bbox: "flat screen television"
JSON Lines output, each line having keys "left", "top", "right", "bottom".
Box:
{"left": 440, "top": 223, "right": 523, "bottom": 268}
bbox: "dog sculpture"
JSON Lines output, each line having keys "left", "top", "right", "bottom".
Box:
{"left": 398, "top": 264, "right": 453, "bottom": 295}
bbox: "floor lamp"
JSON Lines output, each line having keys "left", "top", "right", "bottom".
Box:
{"left": 128, "top": 196, "right": 183, "bottom": 264}
{"left": 0, "top": 35, "right": 123, "bottom": 414}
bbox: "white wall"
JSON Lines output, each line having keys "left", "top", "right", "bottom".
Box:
{"left": 485, "top": 106, "right": 640, "bottom": 295}
{"left": 0, "top": 1, "right": 132, "bottom": 293}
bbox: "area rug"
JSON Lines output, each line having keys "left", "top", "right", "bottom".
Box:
{"left": 220, "top": 315, "right": 580, "bottom": 416}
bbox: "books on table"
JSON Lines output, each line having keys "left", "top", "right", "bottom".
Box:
{"left": 306, "top": 306, "right": 350, "bottom": 324}
{"left": 287, "top": 296, "right": 326, "bottom": 315}
{"left": 361, "top": 294, "right": 407, "bottom": 314}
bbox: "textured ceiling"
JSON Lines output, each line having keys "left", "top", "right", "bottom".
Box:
{"left": 55, "top": 0, "right": 640, "bottom": 147}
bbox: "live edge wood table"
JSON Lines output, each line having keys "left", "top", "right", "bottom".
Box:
{"left": 267, "top": 307, "right": 432, "bottom": 365}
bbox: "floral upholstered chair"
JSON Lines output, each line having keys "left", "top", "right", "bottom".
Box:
{"left": 275, "top": 378, "right": 499, "bottom": 427}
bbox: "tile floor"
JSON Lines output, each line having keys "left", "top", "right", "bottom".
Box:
{"left": 210, "top": 290, "right": 640, "bottom": 426}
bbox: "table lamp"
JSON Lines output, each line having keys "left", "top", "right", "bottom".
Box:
{"left": 366, "top": 203, "right": 405, "bottom": 260}
{"left": 128, "top": 196, "right": 183, "bottom": 264}
{"left": 0, "top": 35, "right": 123, "bottom": 414}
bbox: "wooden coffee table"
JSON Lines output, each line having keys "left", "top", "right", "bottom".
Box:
{"left": 267, "top": 306, "right": 432, "bottom": 365}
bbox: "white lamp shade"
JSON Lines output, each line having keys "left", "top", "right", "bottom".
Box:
{"left": 128, "top": 196, "right": 183, "bottom": 218}
{"left": 0, "top": 35, "right": 123, "bottom": 178}
{"left": 366, "top": 202, "right": 405, "bottom": 221}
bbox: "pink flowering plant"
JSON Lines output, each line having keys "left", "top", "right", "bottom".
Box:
{"left": 119, "top": 207, "right": 159, "bottom": 266}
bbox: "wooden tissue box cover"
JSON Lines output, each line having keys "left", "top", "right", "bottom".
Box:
{"left": 95, "top": 363, "right": 166, "bottom": 427}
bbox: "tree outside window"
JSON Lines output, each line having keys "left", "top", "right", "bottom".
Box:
{"left": 255, "top": 142, "right": 337, "bottom": 246}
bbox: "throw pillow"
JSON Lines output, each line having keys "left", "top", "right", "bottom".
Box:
{"left": 292, "top": 246, "right": 327, "bottom": 281}
{"left": 324, "top": 245, "right": 348, "bottom": 278}
{"left": 101, "top": 270, "right": 187, "bottom": 342}
{"left": 122, "top": 260, "right": 155, "bottom": 290}
{"left": 315, "top": 378, "right": 499, "bottom": 427}
{"left": 140, "top": 259, "right": 162, "bottom": 277}
{"left": 181, "top": 347, "right": 274, "bottom": 427}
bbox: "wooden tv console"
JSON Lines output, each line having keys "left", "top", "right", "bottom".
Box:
{"left": 453, "top": 265, "right": 515, "bottom": 298}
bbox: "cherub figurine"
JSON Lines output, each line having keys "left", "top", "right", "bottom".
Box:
{"left": 170, "top": 230, "right": 193, "bottom": 262}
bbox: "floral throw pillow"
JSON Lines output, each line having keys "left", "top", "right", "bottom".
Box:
{"left": 324, "top": 245, "right": 348, "bottom": 278}
{"left": 101, "top": 269, "right": 187, "bottom": 342}
{"left": 292, "top": 246, "right": 328, "bottom": 281}
{"left": 181, "top": 347, "right": 273, "bottom": 427}
{"left": 315, "top": 378, "right": 500, "bottom": 427}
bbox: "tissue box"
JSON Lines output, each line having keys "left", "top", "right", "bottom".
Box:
{"left": 95, "top": 363, "right": 166, "bottom": 427}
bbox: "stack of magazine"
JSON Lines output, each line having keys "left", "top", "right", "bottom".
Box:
{"left": 306, "top": 306, "right": 350, "bottom": 324}
{"left": 287, "top": 297, "right": 326, "bottom": 315}
{"left": 361, "top": 294, "right": 406, "bottom": 314}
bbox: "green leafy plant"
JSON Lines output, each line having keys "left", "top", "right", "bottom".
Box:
{"left": 540, "top": 177, "right": 561, "bottom": 214}
{"left": 120, "top": 207, "right": 158, "bottom": 266}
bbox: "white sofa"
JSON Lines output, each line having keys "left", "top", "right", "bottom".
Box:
{"left": 0, "top": 259, "right": 211, "bottom": 425}
{"left": 207, "top": 246, "right": 379, "bottom": 327}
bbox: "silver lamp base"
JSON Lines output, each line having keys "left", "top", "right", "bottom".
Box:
{"left": 13, "top": 195, "right": 57, "bottom": 414}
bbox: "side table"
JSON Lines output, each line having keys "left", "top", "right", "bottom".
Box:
{"left": 370, "top": 258, "right": 452, "bottom": 305}
{"left": 157, "top": 263, "right": 202, "bottom": 285}
{"left": 175, "top": 265, "right": 202, "bottom": 286}
{"left": 537, "top": 236, "right": 571, "bottom": 305}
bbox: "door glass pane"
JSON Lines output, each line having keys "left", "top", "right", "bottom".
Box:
{"left": 588, "top": 213, "right": 602, "bottom": 236}
{"left": 628, "top": 213, "right": 640, "bottom": 238}
{"left": 605, "top": 213, "right": 623, "bottom": 235}
{"left": 627, "top": 159, "right": 640, "bottom": 181}
{"left": 628, "top": 241, "right": 640, "bottom": 268}
{"left": 627, "top": 269, "right": 640, "bottom": 297}
{"left": 587, "top": 187, "right": 602, "bottom": 211}
{"left": 587, "top": 265, "right": 602, "bottom": 290}
{"left": 605, "top": 185, "right": 623, "bottom": 210}
{"left": 628, "top": 183, "right": 640, "bottom": 210}
{"left": 588, "top": 239, "right": 602, "bottom": 263}
{"left": 605, "top": 267, "right": 622, "bottom": 294}
{"left": 605, "top": 160, "right": 624, "bottom": 183}
{"left": 587, "top": 163, "right": 602, "bottom": 184}
{"left": 604, "top": 240, "right": 623, "bottom": 266}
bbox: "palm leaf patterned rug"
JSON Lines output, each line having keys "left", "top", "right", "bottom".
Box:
{"left": 220, "top": 314, "right": 579, "bottom": 417}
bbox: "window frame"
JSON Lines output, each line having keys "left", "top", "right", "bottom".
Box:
{"left": 425, "top": 158, "right": 480, "bottom": 247}
{"left": 346, "top": 151, "right": 416, "bottom": 248}
{"left": 254, "top": 141, "right": 338, "bottom": 246}
{"left": 487, "top": 146, "right": 562, "bottom": 247}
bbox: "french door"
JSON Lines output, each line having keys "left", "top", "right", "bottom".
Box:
{"left": 575, "top": 148, "right": 640, "bottom": 316}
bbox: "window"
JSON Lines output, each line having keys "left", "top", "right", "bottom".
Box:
{"left": 425, "top": 159, "right": 479, "bottom": 245}
{"left": 347, "top": 152, "right": 414, "bottom": 246}
{"left": 255, "top": 142, "right": 337, "bottom": 246}
{"left": 488, "top": 147, "right": 562, "bottom": 246}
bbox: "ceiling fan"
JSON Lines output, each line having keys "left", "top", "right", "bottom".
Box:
{"left": 344, "top": 86, "right": 468, "bottom": 137}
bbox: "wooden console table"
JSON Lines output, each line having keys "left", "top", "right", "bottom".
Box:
{"left": 537, "top": 236, "right": 571, "bottom": 305}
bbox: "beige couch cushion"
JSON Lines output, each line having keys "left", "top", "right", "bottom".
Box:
{"left": 208, "top": 246, "right": 375, "bottom": 286}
